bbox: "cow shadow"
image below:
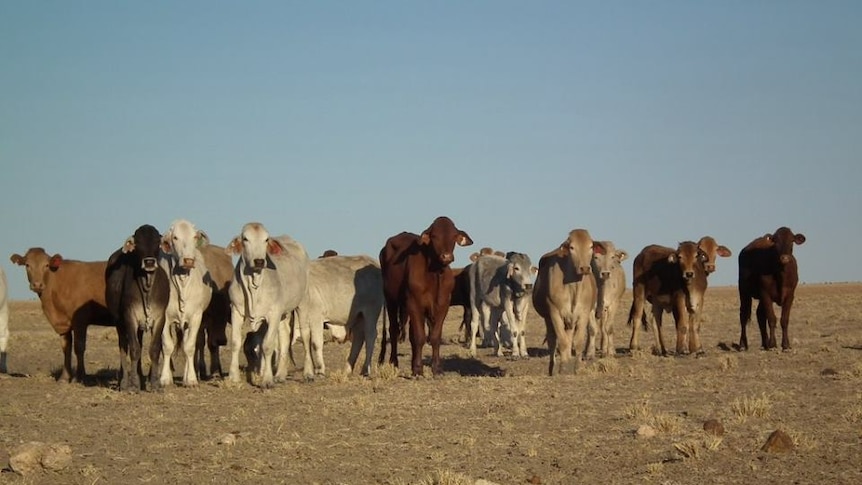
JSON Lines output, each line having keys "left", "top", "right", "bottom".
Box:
{"left": 46, "top": 367, "right": 120, "bottom": 389}
{"left": 440, "top": 356, "right": 506, "bottom": 377}
{"left": 528, "top": 346, "right": 551, "bottom": 358}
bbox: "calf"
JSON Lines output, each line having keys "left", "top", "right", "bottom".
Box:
{"left": 532, "top": 229, "right": 602, "bottom": 375}
{"left": 467, "top": 252, "right": 536, "bottom": 358}
{"left": 10, "top": 248, "right": 116, "bottom": 382}
{"left": 106, "top": 225, "right": 170, "bottom": 391}
{"left": 157, "top": 219, "right": 213, "bottom": 387}
{"left": 0, "top": 266, "right": 8, "bottom": 373}
{"left": 455, "top": 247, "right": 504, "bottom": 345}
{"left": 627, "top": 238, "right": 731, "bottom": 356}
{"left": 738, "top": 227, "right": 806, "bottom": 351}
{"left": 226, "top": 223, "right": 309, "bottom": 388}
{"left": 294, "top": 254, "right": 383, "bottom": 379}
{"left": 590, "top": 241, "right": 628, "bottom": 358}
{"left": 379, "top": 216, "right": 473, "bottom": 376}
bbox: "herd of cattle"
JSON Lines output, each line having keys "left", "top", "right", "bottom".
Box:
{"left": 0, "top": 217, "right": 806, "bottom": 389}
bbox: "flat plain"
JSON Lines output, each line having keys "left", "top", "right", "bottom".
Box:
{"left": 1, "top": 283, "right": 861, "bottom": 484}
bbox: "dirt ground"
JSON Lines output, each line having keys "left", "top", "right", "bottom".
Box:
{"left": 1, "top": 284, "right": 861, "bottom": 484}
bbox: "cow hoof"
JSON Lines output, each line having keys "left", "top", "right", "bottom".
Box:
{"left": 303, "top": 375, "right": 315, "bottom": 383}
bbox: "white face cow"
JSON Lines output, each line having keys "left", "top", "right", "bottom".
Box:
{"left": 161, "top": 219, "right": 210, "bottom": 271}
{"left": 504, "top": 252, "right": 536, "bottom": 298}
{"left": 228, "top": 222, "right": 282, "bottom": 273}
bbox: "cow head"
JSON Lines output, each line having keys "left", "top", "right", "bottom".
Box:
{"left": 667, "top": 241, "right": 703, "bottom": 285}
{"left": 765, "top": 227, "right": 806, "bottom": 265}
{"left": 122, "top": 224, "right": 162, "bottom": 273}
{"left": 10, "top": 247, "right": 62, "bottom": 295}
{"left": 227, "top": 222, "right": 283, "bottom": 273}
{"left": 696, "top": 236, "right": 732, "bottom": 274}
{"left": 560, "top": 229, "right": 602, "bottom": 276}
{"left": 505, "top": 252, "right": 537, "bottom": 297}
{"left": 419, "top": 216, "right": 473, "bottom": 267}
{"left": 161, "top": 219, "right": 209, "bottom": 271}
{"left": 590, "top": 241, "right": 628, "bottom": 280}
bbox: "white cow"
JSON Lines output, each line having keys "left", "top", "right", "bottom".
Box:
{"left": 292, "top": 254, "right": 383, "bottom": 379}
{"left": 227, "top": 223, "right": 309, "bottom": 388}
{"left": 590, "top": 240, "right": 627, "bottom": 358}
{"left": 158, "top": 219, "right": 214, "bottom": 387}
{"left": 0, "top": 265, "right": 9, "bottom": 373}
{"left": 467, "top": 252, "right": 536, "bottom": 358}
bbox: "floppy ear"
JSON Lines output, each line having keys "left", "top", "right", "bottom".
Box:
{"left": 531, "top": 265, "right": 538, "bottom": 274}
{"left": 122, "top": 236, "right": 135, "bottom": 254}
{"left": 506, "top": 262, "right": 514, "bottom": 278}
{"left": 267, "top": 238, "right": 284, "bottom": 255}
{"left": 617, "top": 250, "right": 629, "bottom": 262}
{"left": 457, "top": 231, "right": 473, "bottom": 247}
{"left": 161, "top": 233, "right": 173, "bottom": 254}
{"left": 10, "top": 254, "right": 24, "bottom": 265}
{"left": 717, "top": 245, "right": 732, "bottom": 258}
{"left": 420, "top": 231, "right": 431, "bottom": 245}
{"left": 667, "top": 253, "right": 678, "bottom": 264}
{"left": 494, "top": 251, "right": 505, "bottom": 258}
{"left": 196, "top": 230, "right": 210, "bottom": 248}
{"left": 592, "top": 241, "right": 606, "bottom": 256}
{"left": 49, "top": 254, "right": 63, "bottom": 270}
{"left": 226, "top": 237, "right": 242, "bottom": 255}
{"left": 794, "top": 234, "right": 806, "bottom": 245}
{"left": 469, "top": 252, "right": 481, "bottom": 262}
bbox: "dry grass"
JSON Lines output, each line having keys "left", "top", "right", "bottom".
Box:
{"left": 731, "top": 393, "right": 772, "bottom": 421}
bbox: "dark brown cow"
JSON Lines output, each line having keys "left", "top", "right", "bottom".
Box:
{"left": 106, "top": 225, "right": 170, "bottom": 391}
{"left": 627, "top": 237, "right": 731, "bottom": 356}
{"left": 379, "top": 216, "right": 473, "bottom": 376}
{"left": 10, "top": 248, "right": 117, "bottom": 382}
{"left": 197, "top": 244, "right": 233, "bottom": 378}
{"left": 738, "top": 227, "right": 806, "bottom": 351}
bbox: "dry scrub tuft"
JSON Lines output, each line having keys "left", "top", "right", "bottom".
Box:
{"left": 731, "top": 393, "right": 772, "bottom": 421}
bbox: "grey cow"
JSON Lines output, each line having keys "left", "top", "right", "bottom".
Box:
{"left": 590, "top": 241, "right": 628, "bottom": 358}
{"left": 467, "top": 252, "right": 537, "bottom": 358}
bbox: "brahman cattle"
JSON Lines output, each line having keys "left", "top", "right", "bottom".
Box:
{"left": 455, "top": 247, "right": 505, "bottom": 345}
{"left": 590, "top": 240, "right": 628, "bottom": 358}
{"left": 293, "top": 254, "right": 383, "bottom": 379}
{"left": 0, "top": 265, "right": 8, "bottom": 373}
{"left": 197, "top": 243, "right": 233, "bottom": 378}
{"left": 738, "top": 227, "right": 806, "bottom": 351}
{"left": 157, "top": 219, "right": 213, "bottom": 387}
{"left": 105, "top": 225, "right": 170, "bottom": 391}
{"left": 467, "top": 251, "right": 536, "bottom": 358}
{"left": 379, "top": 216, "right": 473, "bottom": 377}
{"left": 532, "top": 229, "right": 602, "bottom": 375}
{"left": 627, "top": 237, "right": 731, "bottom": 356}
{"left": 226, "top": 222, "right": 309, "bottom": 388}
{"left": 10, "top": 248, "right": 116, "bottom": 382}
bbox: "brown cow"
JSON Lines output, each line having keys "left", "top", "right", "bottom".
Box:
{"left": 627, "top": 237, "right": 731, "bottom": 356}
{"left": 197, "top": 244, "right": 233, "bottom": 378}
{"left": 379, "top": 216, "right": 473, "bottom": 376}
{"left": 738, "top": 227, "right": 806, "bottom": 351}
{"left": 10, "top": 248, "right": 117, "bottom": 382}
{"left": 532, "top": 229, "right": 603, "bottom": 375}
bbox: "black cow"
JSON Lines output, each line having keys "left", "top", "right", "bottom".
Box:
{"left": 105, "top": 225, "right": 170, "bottom": 391}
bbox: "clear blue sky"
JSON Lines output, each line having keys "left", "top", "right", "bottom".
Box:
{"left": 1, "top": 1, "right": 860, "bottom": 300}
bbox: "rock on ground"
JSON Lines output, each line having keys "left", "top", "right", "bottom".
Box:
{"left": 8, "top": 441, "right": 72, "bottom": 475}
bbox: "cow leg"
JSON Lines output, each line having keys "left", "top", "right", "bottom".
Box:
{"left": 381, "top": 302, "right": 400, "bottom": 367}
{"left": 779, "top": 295, "right": 794, "bottom": 351}
{"left": 650, "top": 306, "right": 667, "bottom": 356}
{"left": 673, "top": 301, "right": 690, "bottom": 356}
{"left": 689, "top": 311, "right": 704, "bottom": 356}
{"left": 408, "top": 316, "right": 427, "bottom": 377}
{"left": 486, "top": 304, "right": 505, "bottom": 357}
{"left": 258, "top": 313, "right": 280, "bottom": 388}
{"left": 738, "top": 295, "right": 753, "bottom": 351}
{"left": 59, "top": 332, "right": 74, "bottom": 383}
{"left": 310, "top": 315, "right": 326, "bottom": 379}
{"left": 160, "top": 323, "right": 177, "bottom": 387}
{"left": 73, "top": 325, "right": 88, "bottom": 382}
{"left": 574, "top": 310, "right": 597, "bottom": 362}
{"left": 628, "top": 285, "right": 646, "bottom": 351}
{"left": 274, "top": 315, "right": 293, "bottom": 383}
{"left": 129, "top": 325, "right": 144, "bottom": 392}
{"left": 547, "top": 311, "right": 572, "bottom": 376}
{"left": 182, "top": 316, "right": 203, "bottom": 387}
{"left": 345, "top": 316, "right": 365, "bottom": 376}
{"left": 361, "top": 309, "right": 378, "bottom": 376}
{"left": 299, "top": 309, "right": 319, "bottom": 381}
{"left": 604, "top": 305, "right": 616, "bottom": 358}
{"left": 148, "top": 318, "right": 166, "bottom": 391}
{"left": 756, "top": 300, "right": 772, "bottom": 349}
{"left": 467, "top": 299, "right": 482, "bottom": 358}
{"left": 227, "top": 306, "right": 245, "bottom": 383}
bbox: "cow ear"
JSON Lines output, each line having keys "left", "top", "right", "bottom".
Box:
{"left": 531, "top": 265, "right": 538, "bottom": 274}
{"left": 794, "top": 234, "right": 806, "bottom": 245}
{"left": 617, "top": 250, "right": 629, "bottom": 262}
{"left": 479, "top": 247, "right": 494, "bottom": 256}
{"left": 122, "top": 236, "right": 135, "bottom": 254}
{"left": 506, "top": 262, "right": 514, "bottom": 278}
{"left": 49, "top": 254, "right": 63, "bottom": 270}
{"left": 763, "top": 233, "right": 773, "bottom": 241}
{"left": 494, "top": 251, "right": 505, "bottom": 258}
{"left": 160, "top": 233, "right": 172, "bottom": 254}
{"left": 197, "top": 230, "right": 210, "bottom": 248}
{"left": 226, "top": 237, "right": 242, "bottom": 255}
{"left": 592, "top": 242, "right": 606, "bottom": 256}
{"left": 717, "top": 245, "right": 732, "bottom": 257}
{"left": 469, "top": 252, "right": 480, "bottom": 262}
{"left": 457, "top": 232, "right": 473, "bottom": 247}
{"left": 10, "top": 254, "right": 24, "bottom": 265}
{"left": 667, "top": 253, "right": 678, "bottom": 264}
{"left": 420, "top": 231, "right": 431, "bottom": 245}
{"left": 267, "top": 238, "right": 283, "bottom": 255}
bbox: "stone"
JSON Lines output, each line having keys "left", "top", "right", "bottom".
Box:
{"left": 8, "top": 441, "right": 72, "bottom": 475}
{"left": 761, "top": 430, "right": 794, "bottom": 453}
{"left": 703, "top": 419, "right": 725, "bottom": 436}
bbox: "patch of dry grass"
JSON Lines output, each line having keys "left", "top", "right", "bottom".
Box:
{"left": 401, "top": 470, "right": 475, "bottom": 485}
{"left": 731, "top": 393, "right": 772, "bottom": 421}
{"left": 719, "top": 355, "right": 738, "bottom": 372}
{"left": 376, "top": 363, "right": 399, "bottom": 381}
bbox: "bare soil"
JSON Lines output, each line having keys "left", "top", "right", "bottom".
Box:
{"left": 1, "top": 284, "right": 861, "bottom": 484}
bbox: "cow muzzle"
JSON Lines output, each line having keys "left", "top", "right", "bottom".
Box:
{"left": 181, "top": 257, "right": 196, "bottom": 270}
{"left": 29, "top": 283, "right": 45, "bottom": 294}
{"left": 252, "top": 258, "right": 266, "bottom": 271}
{"left": 780, "top": 254, "right": 792, "bottom": 265}
{"left": 600, "top": 271, "right": 611, "bottom": 280}
{"left": 704, "top": 263, "right": 716, "bottom": 274}
{"left": 683, "top": 271, "right": 694, "bottom": 281}
{"left": 142, "top": 257, "right": 158, "bottom": 272}
{"left": 439, "top": 253, "right": 454, "bottom": 265}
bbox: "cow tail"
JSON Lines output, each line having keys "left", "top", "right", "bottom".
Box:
{"left": 378, "top": 307, "right": 388, "bottom": 365}
{"left": 288, "top": 310, "right": 298, "bottom": 368}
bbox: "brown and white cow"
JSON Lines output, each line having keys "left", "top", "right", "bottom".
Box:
{"left": 627, "top": 237, "right": 731, "bottom": 356}
{"left": 379, "top": 216, "right": 473, "bottom": 377}
{"left": 738, "top": 227, "right": 806, "bottom": 351}
{"left": 10, "top": 248, "right": 117, "bottom": 382}
{"left": 532, "top": 229, "right": 602, "bottom": 376}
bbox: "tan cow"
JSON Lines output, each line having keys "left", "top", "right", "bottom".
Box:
{"left": 590, "top": 240, "right": 627, "bottom": 358}
{"left": 532, "top": 229, "right": 603, "bottom": 375}
{"left": 10, "top": 248, "right": 117, "bottom": 382}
